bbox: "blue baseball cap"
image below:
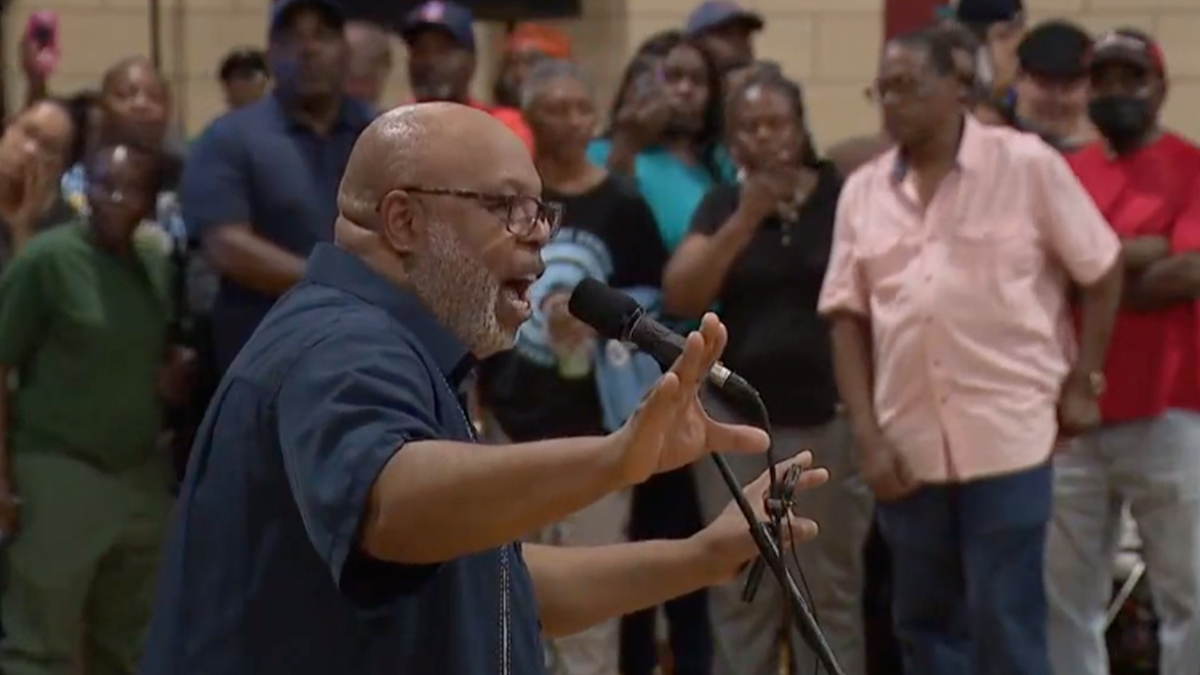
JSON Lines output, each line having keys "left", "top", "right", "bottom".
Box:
{"left": 269, "top": 0, "right": 345, "bottom": 37}
{"left": 685, "top": 1, "right": 764, "bottom": 37}
{"left": 955, "top": 0, "right": 1024, "bottom": 24}
{"left": 401, "top": 1, "right": 476, "bottom": 52}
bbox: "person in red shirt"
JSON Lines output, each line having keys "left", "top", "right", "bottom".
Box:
{"left": 1048, "top": 28, "right": 1200, "bottom": 675}
{"left": 399, "top": 1, "right": 534, "bottom": 152}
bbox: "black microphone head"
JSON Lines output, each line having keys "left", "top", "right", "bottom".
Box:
{"left": 568, "top": 278, "right": 641, "bottom": 340}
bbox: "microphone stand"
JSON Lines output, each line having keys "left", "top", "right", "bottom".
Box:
{"left": 710, "top": 396, "right": 845, "bottom": 675}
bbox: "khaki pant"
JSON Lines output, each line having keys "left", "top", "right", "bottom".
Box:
{"left": 0, "top": 452, "right": 173, "bottom": 675}
{"left": 693, "top": 408, "right": 874, "bottom": 675}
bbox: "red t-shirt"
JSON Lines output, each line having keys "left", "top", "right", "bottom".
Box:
{"left": 478, "top": 102, "right": 535, "bottom": 154}
{"left": 1068, "top": 133, "right": 1200, "bottom": 422}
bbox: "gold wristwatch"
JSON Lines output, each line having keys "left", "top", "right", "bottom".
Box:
{"left": 1074, "top": 370, "right": 1107, "bottom": 397}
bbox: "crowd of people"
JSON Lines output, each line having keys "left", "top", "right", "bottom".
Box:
{"left": 0, "top": 0, "right": 1193, "bottom": 673}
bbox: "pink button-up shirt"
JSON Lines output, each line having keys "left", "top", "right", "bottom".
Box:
{"left": 818, "top": 118, "right": 1121, "bottom": 483}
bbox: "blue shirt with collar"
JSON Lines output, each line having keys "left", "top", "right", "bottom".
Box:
{"left": 140, "top": 243, "right": 545, "bottom": 675}
{"left": 180, "top": 93, "right": 374, "bottom": 374}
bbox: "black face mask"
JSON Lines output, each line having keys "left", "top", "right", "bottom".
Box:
{"left": 1088, "top": 95, "right": 1154, "bottom": 153}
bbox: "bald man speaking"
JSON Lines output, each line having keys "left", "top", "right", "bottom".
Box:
{"left": 139, "top": 103, "right": 826, "bottom": 675}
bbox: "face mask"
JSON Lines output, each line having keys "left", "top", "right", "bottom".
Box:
{"left": 1088, "top": 95, "right": 1153, "bottom": 153}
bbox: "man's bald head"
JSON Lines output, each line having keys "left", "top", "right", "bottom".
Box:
{"left": 336, "top": 102, "right": 547, "bottom": 359}
{"left": 337, "top": 102, "right": 538, "bottom": 232}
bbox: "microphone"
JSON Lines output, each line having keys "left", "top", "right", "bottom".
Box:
{"left": 566, "top": 278, "right": 760, "bottom": 412}
{"left": 566, "top": 279, "right": 846, "bottom": 675}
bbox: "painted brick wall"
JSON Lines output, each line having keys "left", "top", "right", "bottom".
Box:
{"left": 3, "top": 0, "right": 1198, "bottom": 142}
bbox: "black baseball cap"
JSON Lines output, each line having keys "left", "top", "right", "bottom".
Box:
{"left": 1017, "top": 20, "right": 1091, "bottom": 79}
{"left": 955, "top": 0, "right": 1024, "bottom": 24}
{"left": 401, "top": 1, "right": 476, "bottom": 52}
{"left": 269, "top": 0, "right": 345, "bottom": 37}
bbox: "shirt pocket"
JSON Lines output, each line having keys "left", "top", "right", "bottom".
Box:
{"left": 943, "top": 216, "right": 1044, "bottom": 315}
{"left": 855, "top": 227, "right": 919, "bottom": 306}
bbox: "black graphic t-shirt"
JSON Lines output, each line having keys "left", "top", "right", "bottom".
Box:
{"left": 477, "top": 175, "right": 667, "bottom": 442}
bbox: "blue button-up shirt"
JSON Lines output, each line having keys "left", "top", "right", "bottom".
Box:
{"left": 141, "top": 244, "right": 544, "bottom": 675}
{"left": 180, "top": 94, "right": 373, "bottom": 373}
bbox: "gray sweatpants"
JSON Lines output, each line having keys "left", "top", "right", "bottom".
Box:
{"left": 693, "top": 412, "right": 874, "bottom": 675}
{"left": 1046, "top": 409, "right": 1200, "bottom": 675}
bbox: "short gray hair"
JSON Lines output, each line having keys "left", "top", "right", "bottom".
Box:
{"left": 519, "top": 59, "right": 590, "bottom": 112}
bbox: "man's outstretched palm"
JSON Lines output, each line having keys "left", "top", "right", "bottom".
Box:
{"left": 612, "top": 313, "right": 770, "bottom": 485}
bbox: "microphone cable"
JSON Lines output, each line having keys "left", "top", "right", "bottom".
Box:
{"left": 733, "top": 390, "right": 823, "bottom": 675}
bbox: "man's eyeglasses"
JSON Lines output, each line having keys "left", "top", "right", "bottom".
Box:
{"left": 397, "top": 186, "right": 563, "bottom": 239}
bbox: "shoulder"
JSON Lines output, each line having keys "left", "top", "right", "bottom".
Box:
{"left": 277, "top": 286, "right": 429, "bottom": 365}
{"left": 194, "top": 100, "right": 276, "bottom": 149}
{"left": 1160, "top": 132, "right": 1200, "bottom": 164}
{"left": 982, "top": 123, "right": 1060, "bottom": 164}
{"left": 24, "top": 220, "right": 86, "bottom": 257}
{"left": 6, "top": 221, "right": 85, "bottom": 277}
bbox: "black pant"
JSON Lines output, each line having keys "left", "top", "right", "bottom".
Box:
{"left": 619, "top": 466, "right": 713, "bottom": 675}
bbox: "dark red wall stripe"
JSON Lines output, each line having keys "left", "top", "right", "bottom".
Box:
{"left": 885, "top": 0, "right": 942, "bottom": 40}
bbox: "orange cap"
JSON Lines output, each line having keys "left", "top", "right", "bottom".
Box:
{"left": 506, "top": 23, "right": 572, "bottom": 59}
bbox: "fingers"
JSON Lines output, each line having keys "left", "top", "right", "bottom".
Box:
{"left": 669, "top": 329, "right": 708, "bottom": 390}
{"left": 784, "top": 517, "right": 819, "bottom": 544}
{"left": 743, "top": 451, "right": 815, "bottom": 497}
{"left": 631, "top": 371, "right": 681, "bottom": 448}
{"left": 704, "top": 420, "right": 770, "bottom": 455}
{"left": 891, "top": 454, "right": 916, "bottom": 487}
{"left": 697, "top": 313, "right": 727, "bottom": 377}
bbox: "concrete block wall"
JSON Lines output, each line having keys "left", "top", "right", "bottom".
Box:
{"left": 3, "top": 0, "right": 1200, "bottom": 143}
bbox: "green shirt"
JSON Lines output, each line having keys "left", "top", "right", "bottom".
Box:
{"left": 0, "top": 221, "right": 171, "bottom": 471}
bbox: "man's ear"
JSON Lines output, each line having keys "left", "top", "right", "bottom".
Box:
{"left": 378, "top": 189, "right": 422, "bottom": 254}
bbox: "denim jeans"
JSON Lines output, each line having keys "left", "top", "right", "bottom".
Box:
{"left": 877, "top": 463, "right": 1053, "bottom": 675}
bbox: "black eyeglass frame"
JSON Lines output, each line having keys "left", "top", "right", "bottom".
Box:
{"left": 389, "top": 185, "right": 564, "bottom": 239}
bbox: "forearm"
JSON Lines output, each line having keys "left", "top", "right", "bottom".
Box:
{"left": 1128, "top": 254, "right": 1200, "bottom": 309}
{"left": 606, "top": 137, "right": 640, "bottom": 177}
{"left": 662, "top": 219, "right": 756, "bottom": 317}
{"left": 1075, "top": 261, "right": 1123, "bottom": 375}
{"left": 829, "top": 315, "right": 878, "bottom": 437}
{"left": 364, "top": 435, "right": 625, "bottom": 565}
{"left": 204, "top": 228, "right": 305, "bottom": 297}
{"left": 524, "top": 539, "right": 721, "bottom": 637}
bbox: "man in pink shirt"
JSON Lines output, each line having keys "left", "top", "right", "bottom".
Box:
{"left": 818, "top": 29, "right": 1123, "bottom": 675}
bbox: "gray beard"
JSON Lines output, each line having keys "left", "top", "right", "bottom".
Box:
{"left": 408, "top": 224, "right": 511, "bottom": 358}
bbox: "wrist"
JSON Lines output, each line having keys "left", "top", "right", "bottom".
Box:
{"left": 1066, "top": 367, "right": 1106, "bottom": 398}
{"left": 596, "top": 431, "right": 639, "bottom": 491}
{"left": 688, "top": 529, "right": 739, "bottom": 585}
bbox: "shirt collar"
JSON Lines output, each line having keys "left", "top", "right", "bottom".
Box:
{"left": 889, "top": 114, "right": 985, "bottom": 182}
{"left": 305, "top": 243, "right": 475, "bottom": 384}
{"left": 268, "top": 92, "right": 375, "bottom": 135}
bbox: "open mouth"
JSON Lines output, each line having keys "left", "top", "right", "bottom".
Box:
{"left": 501, "top": 277, "right": 535, "bottom": 319}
